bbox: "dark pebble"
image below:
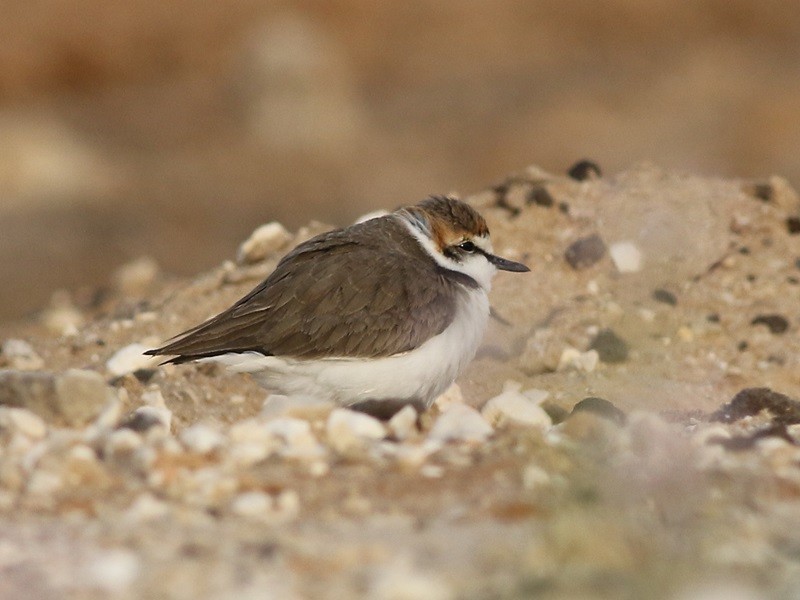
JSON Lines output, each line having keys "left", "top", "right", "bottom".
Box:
{"left": 706, "top": 313, "right": 720, "bottom": 323}
{"left": 564, "top": 234, "right": 606, "bottom": 270}
{"left": 589, "top": 328, "right": 629, "bottom": 363}
{"left": 745, "top": 182, "right": 774, "bottom": 202}
{"left": 710, "top": 387, "right": 800, "bottom": 424}
{"left": 567, "top": 160, "right": 602, "bottom": 181}
{"left": 737, "top": 340, "right": 749, "bottom": 351}
{"left": 652, "top": 288, "right": 678, "bottom": 306}
{"left": 558, "top": 202, "right": 570, "bottom": 214}
{"left": 133, "top": 368, "right": 158, "bottom": 384}
{"left": 787, "top": 217, "right": 800, "bottom": 235}
{"left": 527, "top": 185, "right": 555, "bottom": 207}
{"left": 738, "top": 246, "right": 750, "bottom": 255}
{"left": 541, "top": 401, "right": 570, "bottom": 425}
{"left": 751, "top": 314, "right": 789, "bottom": 334}
{"left": 118, "top": 410, "right": 164, "bottom": 433}
{"left": 709, "top": 423, "right": 795, "bottom": 451}
{"left": 570, "top": 397, "right": 627, "bottom": 425}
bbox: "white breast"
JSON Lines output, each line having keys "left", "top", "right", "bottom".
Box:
{"left": 207, "top": 288, "right": 490, "bottom": 406}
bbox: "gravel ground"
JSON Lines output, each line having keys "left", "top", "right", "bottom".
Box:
{"left": 2, "top": 164, "right": 800, "bottom": 599}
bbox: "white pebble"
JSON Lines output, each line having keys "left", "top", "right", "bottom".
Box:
{"left": 1, "top": 339, "right": 44, "bottom": 370}
{"left": 26, "top": 470, "right": 63, "bottom": 496}
{"left": 180, "top": 423, "right": 225, "bottom": 454}
{"left": 125, "top": 492, "right": 170, "bottom": 523}
{"left": 388, "top": 405, "right": 418, "bottom": 440}
{"left": 428, "top": 404, "right": 493, "bottom": 443}
{"left": 0, "top": 407, "right": 47, "bottom": 439}
{"left": 231, "top": 491, "right": 273, "bottom": 517}
{"left": 327, "top": 408, "right": 386, "bottom": 452}
{"left": 237, "top": 222, "right": 291, "bottom": 264}
{"left": 557, "top": 347, "right": 599, "bottom": 372}
{"left": 482, "top": 390, "right": 552, "bottom": 429}
{"left": 84, "top": 549, "right": 140, "bottom": 593}
{"left": 609, "top": 241, "right": 643, "bottom": 273}
{"left": 523, "top": 388, "right": 550, "bottom": 403}
{"left": 433, "top": 383, "right": 464, "bottom": 411}
{"left": 106, "top": 343, "right": 158, "bottom": 377}
{"left": 522, "top": 464, "right": 551, "bottom": 489}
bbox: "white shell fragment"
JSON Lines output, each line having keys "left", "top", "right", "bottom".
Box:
{"left": 428, "top": 404, "right": 493, "bottom": 443}
{"left": 609, "top": 241, "right": 643, "bottom": 273}
{"left": 481, "top": 390, "right": 552, "bottom": 429}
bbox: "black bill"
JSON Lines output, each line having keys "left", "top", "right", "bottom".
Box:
{"left": 485, "top": 252, "right": 530, "bottom": 272}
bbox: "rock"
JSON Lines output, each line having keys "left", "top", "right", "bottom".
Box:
{"left": 557, "top": 348, "right": 599, "bottom": 372}
{"left": 567, "top": 159, "right": 602, "bottom": 181}
{"left": 589, "top": 328, "right": 630, "bottom": 363}
{"left": 236, "top": 222, "right": 291, "bottom": 264}
{"left": 119, "top": 406, "right": 171, "bottom": 433}
{"left": 652, "top": 288, "right": 678, "bottom": 306}
{"left": 609, "top": 241, "right": 643, "bottom": 273}
{"left": 433, "top": 383, "right": 464, "bottom": 411}
{"left": 230, "top": 490, "right": 273, "bottom": 517}
{"left": 388, "top": 405, "right": 418, "bottom": 440}
{"left": 180, "top": 423, "right": 226, "bottom": 454}
{"left": 326, "top": 408, "right": 386, "bottom": 452}
{"left": 0, "top": 369, "right": 115, "bottom": 425}
{"left": 106, "top": 343, "right": 159, "bottom": 377}
{"left": 0, "top": 339, "right": 44, "bottom": 370}
{"left": 39, "top": 290, "right": 84, "bottom": 336}
{"left": 710, "top": 387, "right": 800, "bottom": 424}
{"left": 0, "top": 407, "right": 47, "bottom": 439}
{"left": 83, "top": 549, "right": 140, "bottom": 593}
{"left": 564, "top": 234, "right": 606, "bottom": 270}
{"left": 750, "top": 314, "right": 789, "bottom": 334}
{"left": 481, "top": 390, "right": 552, "bottom": 429}
{"left": 570, "top": 397, "right": 627, "bottom": 425}
{"left": 428, "top": 404, "right": 493, "bottom": 443}
{"left": 786, "top": 216, "right": 800, "bottom": 235}
{"left": 527, "top": 185, "right": 555, "bottom": 207}
{"left": 124, "top": 492, "right": 170, "bottom": 523}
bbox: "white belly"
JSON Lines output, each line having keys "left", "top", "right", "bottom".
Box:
{"left": 206, "top": 289, "right": 490, "bottom": 406}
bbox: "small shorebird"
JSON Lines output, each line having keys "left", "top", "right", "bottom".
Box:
{"left": 146, "top": 196, "right": 528, "bottom": 416}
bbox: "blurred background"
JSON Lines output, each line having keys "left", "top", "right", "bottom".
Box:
{"left": 1, "top": 0, "right": 798, "bottom": 322}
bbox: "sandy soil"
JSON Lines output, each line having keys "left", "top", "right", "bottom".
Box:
{"left": 2, "top": 164, "right": 800, "bottom": 599}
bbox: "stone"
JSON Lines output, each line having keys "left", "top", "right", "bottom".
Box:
{"left": 83, "top": 549, "right": 140, "bottom": 593}
{"left": 570, "top": 397, "right": 627, "bottom": 425}
{"left": 750, "top": 314, "right": 789, "bottom": 335}
{"left": 481, "top": 390, "right": 552, "bottom": 429}
{"left": 589, "top": 328, "right": 629, "bottom": 363}
{"left": 428, "top": 404, "right": 493, "bottom": 443}
{"left": 236, "top": 222, "right": 291, "bottom": 264}
{"left": 326, "top": 408, "right": 386, "bottom": 452}
{"left": 557, "top": 348, "right": 599, "bottom": 372}
{"left": 388, "top": 404, "right": 418, "bottom": 440}
{"left": 230, "top": 491, "right": 273, "bottom": 517}
{"left": 0, "top": 369, "right": 114, "bottom": 425}
{"left": 609, "top": 241, "right": 643, "bottom": 273}
{"left": 180, "top": 423, "right": 226, "bottom": 454}
{"left": 0, "top": 339, "right": 44, "bottom": 370}
{"left": 433, "top": 383, "right": 464, "bottom": 411}
{"left": 0, "top": 407, "right": 47, "bottom": 439}
{"left": 564, "top": 234, "right": 606, "bottom": 270}
{"left": 106, "top": 343, "right": 159, "bottom": 377}
{"left": 567, "top": 159, "right": 602, "bottom": 181}
{"left": 113, "top": 256, "right": 159, "bottom": 296}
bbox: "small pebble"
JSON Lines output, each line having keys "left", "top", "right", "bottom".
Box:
{"left": 125, "top": 492, "right": 170, "bottom": 523}
{"left": 564, "top": 234, "right": 606, "bottom": 270}
{"left": 750, "top": 314, "right": 789, "bottom": 335}
{"left": 589, "top": 328, "right": 629, "bottom": 363}
{"left": 527, "top": 185, "right": 555, "bottom": 207}
{"left": 557, "top": 348, "right": 599, "bottom": 372}
{"left": 786, "top": 216, "right": 800, "bottom": 235}
{"left": 120, "top": 405, "right": 171, "bottom": 433}
{"left": 326, "top": 408, "right": 386, "bottom": 452}
{"left": 1, "top": 339, "right": 44, "bottom": 370}
{"left": 567, "top": 159, "right": 602, "bottom": 181}
{"left": 237, "top": 222, "right": 291, "bottom": 264}
{"left": 84, "top": 549, "right": 140, "bottom": 593}
{"left": 652, "top": 289, "right": 678, "bottom": 306}
{"left": 428, "top": 404, "right": 493, "bottom": 443}
{"left": 570, "top": 397, "right": 627, "bottom": 426}
{"left": 113, "top": 256, "right": 159, "bottom": 296}
{"left": 180, "top": 423, "right": 226, "bottom": 454}
{"left": 433, "top": 383, "right": 464, "bottom": 411}
{"left": 481, "top": 390, "right": 552, "bottom": 429}
{"left": 388, "top": 404, "right": 419, "bottom": 440}
{"left": 609, "top": 241, "right": 643, "bottom": 273}
{"left": 231, "top": 491, "right": 273, "bottom": 517}
{"left": 0, "top": 407, "right": 47, "bottom": 439}
{"left": 106, "top": 343, "right": 159, "bottom": 377}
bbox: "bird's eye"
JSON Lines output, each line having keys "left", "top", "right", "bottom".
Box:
{"left": 459, "top": 240, "right": 477, "bottom": 253}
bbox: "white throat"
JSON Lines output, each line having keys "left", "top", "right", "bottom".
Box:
{"left": 395, "top": 214, "right": 497, "bottom": 291}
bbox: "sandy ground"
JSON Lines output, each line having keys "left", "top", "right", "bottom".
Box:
{"left": 2, "top": 164, "right": 800, "bottom": 599}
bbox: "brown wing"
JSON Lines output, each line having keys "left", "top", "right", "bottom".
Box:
{"left": 147, "top": 217, "right": 460, "bottom": 362}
